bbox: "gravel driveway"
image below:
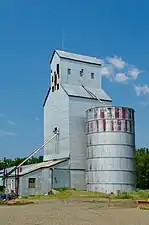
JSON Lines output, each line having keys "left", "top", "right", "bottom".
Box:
{"left": 0, "top": 199, "right": 149, "bottom": 225}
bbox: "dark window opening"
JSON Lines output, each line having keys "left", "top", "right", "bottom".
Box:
{"left": 51, "top": 69, "right": 52, "bottom": 73}
{"left": 91, "top": 73, "right": 94, "bottom": 79}
{"left": 68, "top": 68, "right": 71, "bottom": 75}
{"left": 52, "top": 86, "right": 54, "bottom": 92}
{"left": 80, "top": 69, "right": 84, "bottom": 77}
{"left": 54, "top": 72, "right": 57, "bottom": 88}
{"left": 28, "top": 178, "right": 36, "bottom": 188}
{"left": 57, "top": 64, "right": 59, "bottom": 74}
{"left": 53, "top": 127, "right": 58, "bottom": 134}
{"left": 57, "top": 83, "right": 59, "bottom": 90}
{"left": 52, "top": 76, "right": 53, "bottom": 82}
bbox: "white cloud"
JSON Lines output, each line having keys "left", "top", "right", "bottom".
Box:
{"left": 115, "top": 73, "right": 128, "bottom": 83}
{"left": 134, "top": 85, "right": 149, "bottom": 96}
{"left": 0, "top": 130, "right": 17, "bottom": 136}
{"left": 107, "top": 56, "right": 126, "bottom": 69}
{"left": 100, "top": 64, "right": 114, "bottom": 78}
{"left": 8, "top": 120, "right": 16, "bottom": 125}
{"left": 128, "top": 67, "right": 143, "bottom": 79}
{"left": 100, "top": 67, "right": 110, "bottom": 76}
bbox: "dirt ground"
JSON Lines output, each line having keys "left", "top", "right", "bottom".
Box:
{"left": 0, "top": 199, "right": 149, "bottom": 225}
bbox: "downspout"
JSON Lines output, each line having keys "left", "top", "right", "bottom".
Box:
{"left": 50, "top": 168, "right": 54, "bottom": 189}
{"left": 16, "top": 168, "right": 19, "bottom": 197}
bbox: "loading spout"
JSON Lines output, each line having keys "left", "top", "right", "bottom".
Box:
{"left": 3, "top": 131, "right": 59, "bottom": 179}
{"left": 82, "top": 85, "right": 107, "bottom": 105}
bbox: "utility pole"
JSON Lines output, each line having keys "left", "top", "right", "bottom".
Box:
{"left": 3, "top": 157, "right": 6, "bottom": 188}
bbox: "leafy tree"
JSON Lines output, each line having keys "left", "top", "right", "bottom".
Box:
{"left": 136, "top": 148, "right": 149, "bottom": 189}
{"left": 0, "top": 156, "right": 43, "bottom": 170}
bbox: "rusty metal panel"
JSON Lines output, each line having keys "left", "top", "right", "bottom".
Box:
{"left": 86, "top": 106, "right": 136, "bottom": 194}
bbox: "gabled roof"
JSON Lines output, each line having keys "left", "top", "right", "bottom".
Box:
{"left": 0, "top": 158, "right": 69, "bottom": 177}
{"left": 61, "top": 84, "right": 112, "bottom": 101}
{"left": 50, "top": 49, "right": 102, "bottom": 65}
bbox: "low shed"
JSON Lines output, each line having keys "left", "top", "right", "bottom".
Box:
{"left": 0, "top": 158, "right": 70, "bottom": 196}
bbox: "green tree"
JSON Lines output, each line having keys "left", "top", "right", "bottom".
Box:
{"left": 0, "top": 156, "right": 43, "bottom": 170}
{"left": 136, "top": 148, "right": 149, "bottom": 189}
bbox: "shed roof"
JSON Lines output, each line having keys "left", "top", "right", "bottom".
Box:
{"left": 0, "top": 158, "right": 69, "bottom": 177}
{"left": 50, "top": 49, "right": 102, "bottom": 65}
{"left": 43, "top": 84, "right": 112, "bottom": 107}
{"left": 61, "top": 84, "right": 112, "bottom": 101}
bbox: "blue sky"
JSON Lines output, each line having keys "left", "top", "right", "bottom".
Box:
{"left": 0, "top": 0, "right": 148, "bottom": 158}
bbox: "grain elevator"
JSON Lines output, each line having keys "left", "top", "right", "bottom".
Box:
{"left": 1, "top": 49, "right": 136, "bottom": 196}
{"left": 43, "top": 49, "right": 136, "bottom": 194}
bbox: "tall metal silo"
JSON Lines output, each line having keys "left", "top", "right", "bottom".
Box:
{"left": 86, "top": 106, "right": 136, "bottom": 194}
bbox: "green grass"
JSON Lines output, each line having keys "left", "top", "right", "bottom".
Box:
{"left": 19, "top": 189, "right": 149, "bottom": 201}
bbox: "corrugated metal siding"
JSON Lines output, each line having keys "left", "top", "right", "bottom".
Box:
{"left": 53, "top": 170, "right": 70, "bottom": 189}
{"left": 86, "top": 106, "right": 136, "bottom": 194}
{"left": 20, "top": 169, "right": 43, "bottom": 196}
{"left": 69, "top": 97, "right": 112, "bottom": 170}
{"left": 5, "top": 177, "right": 15, "bottom": 193}
{"left": 70, "top": 171, "right": 86, "bottom": 190}
{"left": 60, "top": 58, "right": 101, "bottom": 88}
{"left": 44, "top": 80, "right": 70, "bottom": 160}
{"left": 62, "top": 84, "right": 111, "bottom": 101}
{"left": 53, "top": 160, "right": 70, "bottom": 188}
{"left": 69, "top": 96, "right": 112, "bottom": 190}
{"left": 20, "top": 168, "right": 53, "bottom": 196}
{"left": 19, "top": 161, "right": 70, "bottom": 196}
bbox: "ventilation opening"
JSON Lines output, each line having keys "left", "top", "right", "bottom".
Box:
{"left": 80, "top": 69, "right": 84, "bottom": 77}
{"left": 53, "top": 127, "right": 59, "bottom": 134}
{"left": 68, "top": 68, "right": 71, "bottom": 75}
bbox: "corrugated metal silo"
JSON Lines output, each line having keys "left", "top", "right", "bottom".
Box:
{"left": 86, "top": 106, "right": 136, "bottom": 194}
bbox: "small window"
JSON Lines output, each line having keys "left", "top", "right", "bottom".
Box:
{"left": 91, "top": 73, "right": 94, "bottom": 79}
{"left": 52, "top": 76, "right": 53, "bottom": 82}
{"left": 52, "top": 86, "right": 54, "bottom": 92}
{"left": 68, "top": 68, "right": 71, "bottom": 75}
{"left": 51, "top": 69, "right": 52, "bottom": 73}
{"left": 54, "top": 127, "right": 57, "bottom": 132}
{"left": 57, "top": 83, "right": 59, "bottom": 90}
{"left": 80, "top": 69, "right": 84, "bottom": 77}
{"left": 53, "top": 127, "right": 58, "bottom": 134}
{"left": 28, "top": 178, "right": 36, "bottom": 188}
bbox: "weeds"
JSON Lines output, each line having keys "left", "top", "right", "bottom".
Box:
{"left": 19, "top": 189, "right": 149, "bottom": 201}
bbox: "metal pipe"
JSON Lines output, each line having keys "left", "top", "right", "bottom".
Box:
{"left": 3, "top": 131, "right": 59, "bottom": 179}
{"left": 3, "top": 157, "right": 6, "bottom": 187}
{"left": 18, "top": 132, "right": 59, "bottom": 168}
{"left": 50, "top": 168, "right": 54, "bottom": 189}
{"left": 82, "top": 85, "right": 106, "bottom": 105}
{"left": 16, "top": 168, "right": 19, "bottom": 197}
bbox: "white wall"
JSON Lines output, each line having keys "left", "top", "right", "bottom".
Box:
{"left": 44, "top": 85, "right": 70, "bottom": 161}
{"left": 69, "top": 96, "right": 111, "bottom": 170}
{"left": 68, "top": 97, "right": 112, "bottom": 190}
{"left": 44, "top": 52, "right": 71, "bottom": 161}
{"left": 60, "top": 58, "right": 101, "bottom": 88}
